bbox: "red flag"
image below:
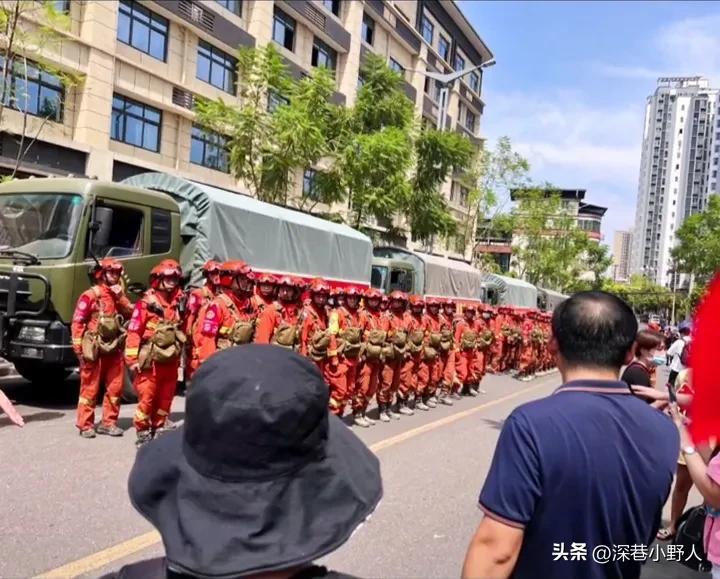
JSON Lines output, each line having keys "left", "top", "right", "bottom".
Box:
{"left": 688, "top": 273, "right": 720, "bottom": 444}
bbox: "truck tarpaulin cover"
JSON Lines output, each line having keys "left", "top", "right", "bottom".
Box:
{"left": 537, "top": 287, "right": 567, "bottom": 311}
{"left": 481, "top": 272, "right": 538, "bottom": 308}
{"left": 121, "top": 173, "right": 372, "bottom": 286}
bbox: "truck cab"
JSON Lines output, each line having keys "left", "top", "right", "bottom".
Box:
{"left": 0, "top": 178, "right": 181, "bottom": 385}
{"left": 370, "top": 257, "right": 416, "bottom": 294}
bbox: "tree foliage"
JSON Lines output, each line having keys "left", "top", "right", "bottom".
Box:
{"left": 672, "top": 194, "right": 720, "bottom": 283}
{"left": 602, "top": 275, "right": 673, "bottom": 315}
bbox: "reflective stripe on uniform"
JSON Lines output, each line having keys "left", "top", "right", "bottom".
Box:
{"left": 78, "top": 396, "right": 94, "bottom": 406}
{"left": 328, "top": 349, "right": 338, "bottom": 357}
{"left": 72, "top": 338, "right": 82, "bottom": 345}
{"left": 147, "top": 321, "right": 158, "bottom": 330}
{"left": 135, "top": 409, "right": 149, "bottom": 421}
{"left": 125, "top": 348, "right": 139, "bottom": 356}
{"left": 329, "top": 397, "right": 342, "bottom": 408}
{"left": 156, "top": 409, "right": 169, "bottom": 416}
{"left": 108, "top": 396, "right": 120, "bottom": 406}
{"left": 218, "top": 326, "right": 232, "bottom": 336}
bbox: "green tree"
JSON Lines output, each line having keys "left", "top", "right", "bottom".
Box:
{"left": 0, "top": 1, "right": 83, "bottom": 180}
{"left": 510, "top": 187, "right": 589, "bottom": 292}
{"left": 672, "top": 194, "right": 720, "bottom": 283}
{"left": 602, "top": 275, "right": 673, "bottom": 314}
{"left": 583, "top": 242, "right": 613, "bottom": 290}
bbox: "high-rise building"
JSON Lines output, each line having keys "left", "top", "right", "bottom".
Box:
{"left": 612, "top": 230, "right": 632, "bottom": 282}
{"left": 0, "top": 0, "right": 492, "bottom": 258}
{"left": 630, "top": 77, "right": 718, "bottom": 288}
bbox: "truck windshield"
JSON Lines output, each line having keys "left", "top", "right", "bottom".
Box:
{"left": 371, "top": 265, "right": 388, "bottom": 290}
{"left": 0, "top": 193, "right": 84, "bottom": 259}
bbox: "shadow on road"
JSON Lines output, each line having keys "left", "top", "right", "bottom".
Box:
{"left": 116, "top": 411, "right": 185, "bottom": 431}
{"left": 0, "top": 410, "right": 65, "bottom": 428}
{"left": 1, "top": 376, "right": 79, "bottom": 411}
{"left": 481, "top": 418, "right": 505, "bottom": 430}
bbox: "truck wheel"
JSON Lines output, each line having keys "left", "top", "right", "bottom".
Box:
{"left": 14, "top": 362, "right": 70, "bottom": 386}
{"left": 121, "top": 367, "right": 138, "bottom": 403}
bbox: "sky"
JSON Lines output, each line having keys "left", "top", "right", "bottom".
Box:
{"left": 459, "top": 0, "right": 720, "bottom": 246}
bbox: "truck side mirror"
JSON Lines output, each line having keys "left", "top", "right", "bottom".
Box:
{"left": 90, "top": 206, "right": 113, "bottom": 251}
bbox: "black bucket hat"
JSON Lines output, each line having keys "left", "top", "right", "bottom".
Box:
{"left": 128, "top": 345, "right": 382, "bottom": 578}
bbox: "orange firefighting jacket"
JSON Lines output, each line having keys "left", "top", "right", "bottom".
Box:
{"left": 185, "top": 284, "right": 215, "bottom": 336}
{"left": 194, "top": 290, "right": 258, "bottom": 363}
{"left": 124, "top": 289, "right": 183, "bottom": 367}
{"left": 254, "top": 302, "right": 302, "bottom": 345}
{"left": 71, "top": 284, "right": 133, "bottom": 355}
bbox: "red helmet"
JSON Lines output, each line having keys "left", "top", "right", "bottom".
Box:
{"left": 256, "top": 273, "right": 277, "bottom": 285}
{"left": 365, "top": 288, "right": 383, "bottom": 299}
{"left": 389, "top": 291, "right": 407, "bottom": 302}
{"left": 220, "top": 260, "right": 253, "bottom": 287}
{"left": 202, "top": 260, "right": 222, "bottom": 276}
{"left": 309, "top": 278, "right": 331, "bottom": 294}
{"left": 464, "top": 303, "right": 477, "bottom": 313}
{"left": 408, "top": 295, "right": 425, "bottom": 307}
{"left": 93, "top": 257, "right": 123, "bottom": 280}
{"left": 276, "top": 275, "right": 297, "bottom": 288}
{"left": 345, "top": 287, "right": 362, "bottom": 297}
{"left": 425, "top": 296, "right": 440, "bottom": 306}
{"left": 150, "top": 259, "right": 182, "bottom": 288}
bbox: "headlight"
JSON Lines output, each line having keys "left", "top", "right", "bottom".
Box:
{"left": 17, "top": 326, "right": 46, "bottom": 343}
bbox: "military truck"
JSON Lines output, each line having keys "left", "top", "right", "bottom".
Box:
{"left": 0, "top": 174, "right": 372, "bottom": 385}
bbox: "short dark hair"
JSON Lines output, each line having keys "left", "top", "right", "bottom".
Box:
{"left": 679, "top": 326, "right": 691, "bottom": 336}
{"left": 635, "top": 330, "right": 663, "bottom": 353}
{"left": 552, "top": 291, "right": 638, "bottom": 370}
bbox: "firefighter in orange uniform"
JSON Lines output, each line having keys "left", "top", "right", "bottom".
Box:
{"left": 517, "top": 309, "right": 535, "bottom": 380}
{"left": 436, "top": 298, "right": 458, "bottom": 405}
{"left": 254, "top": 276, "right": 303, "bottom": 348}
{"left": 252, "top": 273, "right": 278, "bottom": 315}
{"left": 193, "top": 260, "right": 258, "bottom": 367}
{"left": 484, "top": 305, "right": 501, "bottom": 373}
{"left": 72, "top": 258, "right": 134, "bottom": 438}
{"left": 301, "top": 279, "right": 337, "bottom": 392}
{"left": 473, "top": 305, "right": 494, "bottom": 391}
{"left": 380, "top": 294, "right": 389, "bottom": 312}
{"left": 379, "top": 291, "right": 410, "bottom": 422}
{"left": 325, "top": 287, "right": 361, "bottom": 417}
{"left": 405, "top": 295, "right": 428, "bottom": 412}
{"left": 420, "top": 297, "right": 444, "bottom": 409}
{"left": 185, "top": 260, "right": 221, "bottom": 380}
{"left": 454, "top": 304, "right": 482, "bottom": 397}
{"left": 125, "top": 260, "right": 186, "bottom": 447}
{"left": 353, "top": 288, "right": 387, "bottom": 427}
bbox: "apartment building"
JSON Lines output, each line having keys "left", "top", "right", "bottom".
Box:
{"left": 0, "top": 0, "right": 492, "bottom": 257}
{"left": 611, "top": 229, "right": 632, "bottom": 282}
{"left": 630, "top": 77, "right": 718, "bottom": 288}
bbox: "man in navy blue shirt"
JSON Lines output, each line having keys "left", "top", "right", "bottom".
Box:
{"left": 462, "top": 291, "right": 679, "bottom": 579}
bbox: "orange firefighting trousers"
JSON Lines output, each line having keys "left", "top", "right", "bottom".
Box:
{"left": 76, "top": 351, "right": 124, "bottom": 431}
{"left": 354, "top": 359, "right": 382, "bottom": 412}
{"left": 133, "top": 360, "right": 180, "bottom": 432}
{"left": 397, "top": 353, "right": 420, "bottom": 400}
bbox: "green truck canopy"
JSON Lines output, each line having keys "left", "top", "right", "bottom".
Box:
{"left": 122, "top": 173, "right": 372, "bottom": 286}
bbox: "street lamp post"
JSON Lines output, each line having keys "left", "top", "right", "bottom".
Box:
{"left": 412, "top": 58, "right": 496, "bottom": 131}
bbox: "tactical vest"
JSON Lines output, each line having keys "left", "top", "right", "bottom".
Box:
{"left": 271, "top": 304, "right": 300, "bottom": 350}
{"left": 81, "top": 286, "right": 125, "bottom": 362}
{"left": 216, "top": 293, "right": 256, "bottom": 350}
{"left": 138, "top": 295, "right": 186, "bottom": 370}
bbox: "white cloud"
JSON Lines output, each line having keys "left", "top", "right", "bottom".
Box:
{"left": 656, "top": 13, "right": 720, "bottom": 83}
{"left": 595, "top": 64, "right": 665, "bottom": 80}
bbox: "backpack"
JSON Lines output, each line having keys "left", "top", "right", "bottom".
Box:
{"left": 672, "top": 505, "right": 712, "bottom": 572}
{"left": 680, "top": 340, "right": 691, "bottom": 367}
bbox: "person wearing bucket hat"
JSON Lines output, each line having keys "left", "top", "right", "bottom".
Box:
{"left": 103, "top": 345, "right": 382, "bottom": 579}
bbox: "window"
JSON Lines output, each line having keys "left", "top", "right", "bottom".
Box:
{"left": 468, "top": 72, "right": 479, "bottom": 93}
{"left": 362, "top": 13, "right": 374, "bottom": 45}
{"left": 111, "top": 93, "right": 162, "bottom": 151}
{"left": 267, "top": 90, "right": 289, "bottom": 112}
{"left": 117, "top": 0, "right": 168, "bottom": 62}
{"left": 312, "top": 38, "right": 336, "bottom": 70}
{"left": 215, "top": 0, "right": 241, "bottom": 16}
{"left": 0, "top": 55, "right": 64, "bottom": 122}
{"left": 459, "top": 186, "right": 469, "bottom": 207}
{"left": 303, "top": 169, "right": 320, "bottom": 200}
{"left": 51, "top": 0, "right": 70, "bottom": 12}
{"left": 88, "top": 204, "right": 144, "bottom": 259}
{"left": 438, "top": 35, "right": 450, "bottom": 62}
{"left": 421, "top": 15, "right": 434, "bottom": 44}
{"left": 190, "top": 124, "right": 229, "bottom": 172}
{"left": 151, "top": 209, "right": 172, "bottom": 254}
{"left": 454, "top": 53, "right": 465, "bottom": 72}
{"left": 196, "top": 40, "right": 237, "bottom": 94}
{"left": 273, "top": 8, "right": 295, "bottom": 51}
{"left": 389, "top": 57, "right": 404, "bottom": 77}
{"left": 465, "top": 109, "right": 476, "bottom": 132}
{"left": 321, "top": 0, "right": 340, "bottom": 16}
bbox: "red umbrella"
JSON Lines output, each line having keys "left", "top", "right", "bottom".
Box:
{"left": 688, "top": 273, "right": 720, "bottom": 444}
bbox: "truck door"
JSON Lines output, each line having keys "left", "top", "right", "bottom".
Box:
{"left": 73, "top": 199, "right": 151, "bottom": 302}
{"left": 389, "top": 267, "right": 413, "bottom": 293}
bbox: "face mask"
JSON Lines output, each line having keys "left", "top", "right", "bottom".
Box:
{"left": 651, "top": 355, "right": 667, "bottom": 367}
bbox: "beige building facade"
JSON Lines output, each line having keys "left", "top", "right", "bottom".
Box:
{"left": 0, "top": 0, "right": 492, "bottom": 257}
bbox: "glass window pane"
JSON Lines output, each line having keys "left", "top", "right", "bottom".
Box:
{"left": 125, "top": 116, "right": 143, "bottom": 147}
{"left": 149, "top": 30, "right": 165, "bottom": 60}
{"left": 131, "top": 21, "right": 150, "bottom": 53}
{"left": 117, "top": 12, "right": 131, "bottom": 44}
{"left": 190, "top": 137, "right": 204, "bottom": 165}
{"left": 197, "top": 53, "right": 210, "bottom": 82}
{"left": 111, "top": 110, "right": 124, "bottom": 140}
{"left": 144, "top": 107, "right": 160, "bottom": 123}
{"left": 133, "top": 4, "right": 150, "bottom": 24}
{"left": 143, "top": 123, "right": 159, "bottom": 151}
{"left": 39, "top": 87, "right": 61, "bottom": 121}
{"left": 210, "top": 63, "right": 224, "bottom": 89}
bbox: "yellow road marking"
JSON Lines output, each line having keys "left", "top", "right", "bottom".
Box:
{"left": 34, "top": 379, "right": 554, "bottom": 578}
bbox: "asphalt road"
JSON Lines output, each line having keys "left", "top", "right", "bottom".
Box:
{"left": 0, "top": 369, "right": 707, "bottom": 578}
